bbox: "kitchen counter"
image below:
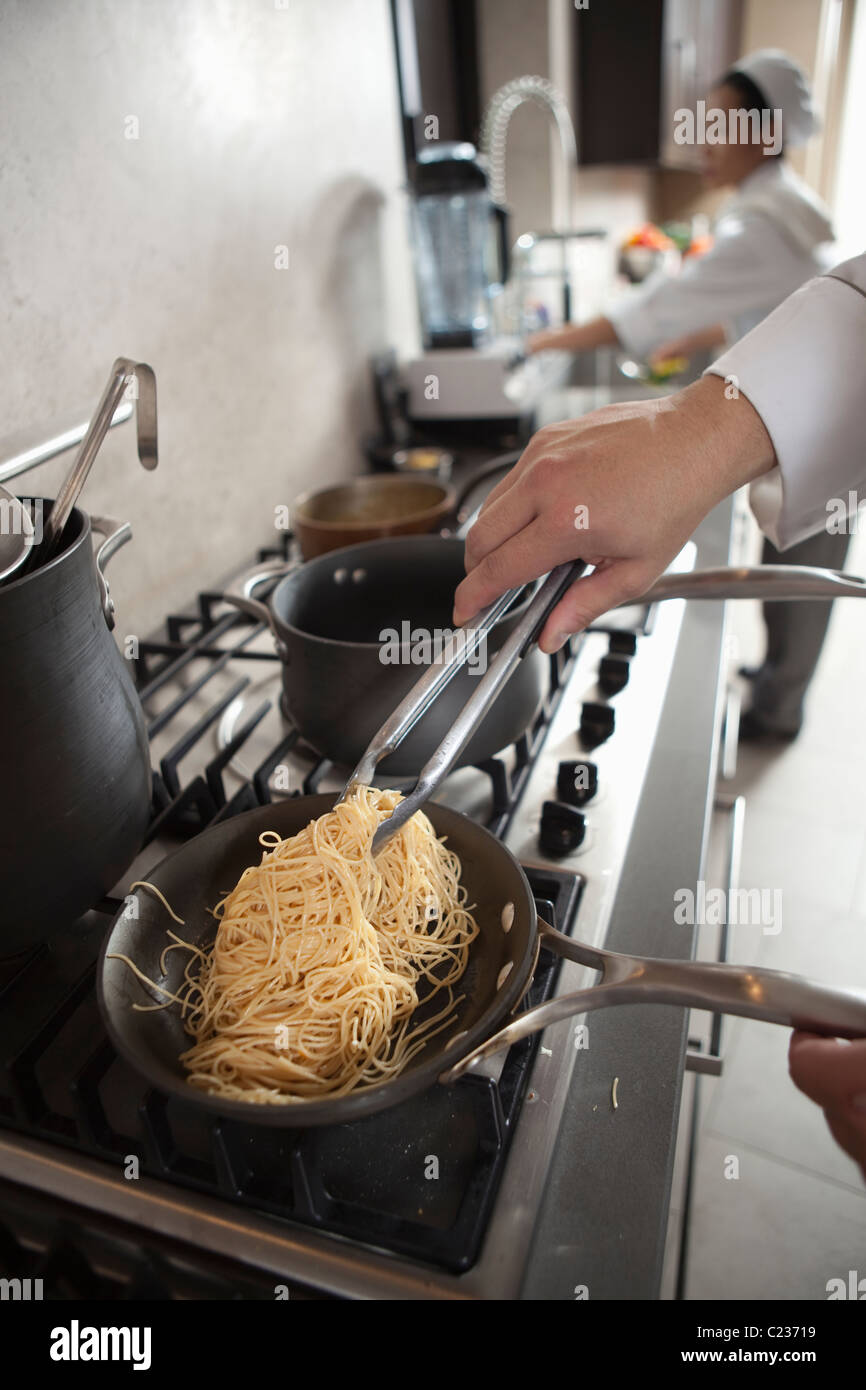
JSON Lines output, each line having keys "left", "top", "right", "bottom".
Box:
{"left": 444, "top": 380, "right": 733, "bottom": 1298}
{"left": 522, "top": 495, "right": 733, "bottom": 1300}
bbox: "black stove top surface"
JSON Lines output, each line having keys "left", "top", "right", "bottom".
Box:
{"left": 0, "top": 867, "right": 579, "bottom": 1286}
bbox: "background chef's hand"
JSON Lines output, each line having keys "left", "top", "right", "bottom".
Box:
{"left": 525, "top": 315, "right": 619, "bottom": 357}
{"left": 789, "top": 1032, "right": 866, "bottom": 1181}
{"left": 452, "top": 374, "right": 776, "bottom": 653}
{"left": 525, "top": 326, "right": 576, "bottom": 354}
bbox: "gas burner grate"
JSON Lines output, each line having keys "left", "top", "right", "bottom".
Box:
{"left": 0, "top": 528, "right": 593, "bottom": 1284}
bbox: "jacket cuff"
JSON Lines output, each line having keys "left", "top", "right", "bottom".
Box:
{"left": 704, "top": 272, "right": 866, "bottom": 549}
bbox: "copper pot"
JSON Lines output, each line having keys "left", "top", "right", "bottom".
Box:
{"left": 292, "top": 474, "right": 455, "bottom": 559}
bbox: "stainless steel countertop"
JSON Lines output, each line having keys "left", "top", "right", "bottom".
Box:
{"left": 521, "top": 496, "right": 733, "bottom": 1300}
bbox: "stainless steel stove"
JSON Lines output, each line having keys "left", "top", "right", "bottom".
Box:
{"left": 0, "top": 532, "right": 694, "bottom": 1299}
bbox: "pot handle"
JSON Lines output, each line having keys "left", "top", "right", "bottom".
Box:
{"left": 632, "top": 564, "right": 866, "bottom": 604}
{"left": 453, "top": 450, "right": 523, "bottom": 531}
{"left": 91, "top": 514, "right": 132, "bottom": 630}
{"left": 222, "top": 559, "right": 295, "bottom": 651}
{"left": 439, "top": 918, "right": 866, "bottom": 1083}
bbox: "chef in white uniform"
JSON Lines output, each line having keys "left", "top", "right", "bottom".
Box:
{"left": 527, "top": 50, "right": 835, "bottom": 374}
{"left": 455, "top": 249, "right": 866, "bottom": 1176}
{"left": 528, "top": 50, "right": 844, "bottom": 741}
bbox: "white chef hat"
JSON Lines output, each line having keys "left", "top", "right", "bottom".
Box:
{"left": 728, "top": 49, "right": 820, "bottom": 147}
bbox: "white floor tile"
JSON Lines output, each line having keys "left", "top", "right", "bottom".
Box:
{"left": 702, "top": 1013, "right": 865, "bottom": 1189}
{"left": 735, "top": 806, "right": 863, "bottom": 920}
{"left": 729, "top": 737, "right": 866, "bottom": 831}
{"left": 685, "top": 1133, "right": 866, "bottom": 1301}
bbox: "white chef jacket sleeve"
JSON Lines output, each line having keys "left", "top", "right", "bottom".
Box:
{"left": 704, "top": 254, "right": 866, "bottom": 550}
{"left": 607, "top": 211, "right": 782, "bottom": 360}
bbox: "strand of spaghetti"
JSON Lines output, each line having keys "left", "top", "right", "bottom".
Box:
{"left": 106, "top": 952, "right": 192, "bottom": 1011}
{"left": 129, "top": 879, "right": 186, "bottom": 925}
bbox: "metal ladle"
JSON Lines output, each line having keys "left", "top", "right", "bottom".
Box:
{"left": 20, "top": 357, "right": 157, "bottom": 575}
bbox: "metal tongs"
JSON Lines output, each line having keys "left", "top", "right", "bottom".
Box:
{"left": 340, "top": 550, "right": 866, "bottom": 853}
{"left": 340, "top": 561, "right": 585, "bottom": 853}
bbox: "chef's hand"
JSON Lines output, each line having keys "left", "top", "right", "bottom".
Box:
{"left": 452, "top": 374, "right": 776, "bottom": 652}
{"left": 789, "top": 1032, "right": 866, "bottom": 1181}
{"left": 525, "top": 315, "right": 619, "bottom": 356}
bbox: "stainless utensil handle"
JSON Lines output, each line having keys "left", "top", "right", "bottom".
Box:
{"left": 344, "top": 583, "right": 527, "bottom": 792}
{"left": 91, "top": 514, "right": 133, "bottom": 629}
{"left": 452, "top": 450, "right": 522, "bottom": 525}
{"left": 370, "top": 561, "right": 584, "bottom": 851}
{"left": 222, "top": 559, "right": 296, "bottom": 649}
{"left": 440, "top": 920, "right": 866, "bottom": 1081}
{"left": 0, "top": 402, "right": 133, "bottom": 486}
{"left": 38, "top": 358, "right": 157, "bottom": 562}
{"left": 633, "top": 564, "right": 866, "bottom": 604}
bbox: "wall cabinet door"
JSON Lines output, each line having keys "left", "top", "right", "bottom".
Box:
{"left": 659, "top": 0, "right": 744, "bottom": 171}
{"left": 574, "top": 0, "right": 742, "bottom": 168}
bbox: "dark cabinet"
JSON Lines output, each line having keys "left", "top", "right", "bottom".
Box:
{"left": 574, "top": 0, "right": 743, "bottom": 169}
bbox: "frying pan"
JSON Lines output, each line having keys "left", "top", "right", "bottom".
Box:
{"left": 98, "top": 558, "right": 866, "bottom": 1127}
{"left": 98, "top": 792, "right": 866, "bottom": 1128}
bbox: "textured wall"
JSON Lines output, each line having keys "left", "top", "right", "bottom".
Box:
{"left": 0, "top": 0, "right": 418, "bottom": 640}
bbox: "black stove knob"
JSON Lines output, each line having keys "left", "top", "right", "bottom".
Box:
{"left": 580, "top": 701, "right": 615, "bottom": 747}
{"left": 557, "top": 759, "right": 598, "bottom": 806}
{"left": 539, "top": 800, "right": 586, "bottom": 857}
{"left": 599, "top": 654, "right": 630, "bottom": 694}
{"left": 608, "top": 631, "right": 638, "bottom": 657}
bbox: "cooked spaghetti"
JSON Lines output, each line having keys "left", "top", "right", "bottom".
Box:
{"left": 111, "top": 788, "right": 478, "bottom": 1104}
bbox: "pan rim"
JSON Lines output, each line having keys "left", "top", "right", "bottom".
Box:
{"left": 0, "top": 500, "right": 90, "bottom": 595}
{"left": 96, "top": 795, "right": 538, "bottom": 1128}
{"left": 265, "top": 536, "right": 535, "bottom": 654}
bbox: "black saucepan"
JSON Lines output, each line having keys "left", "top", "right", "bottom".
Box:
{"left": 224, "top": 535, "right": 547, "bottom": 777}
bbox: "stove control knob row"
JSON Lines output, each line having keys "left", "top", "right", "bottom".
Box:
{"left": 598, "top": 654, "right": 630, "bottom": 695}
{"left": 580, "top": 701, "right": 615, "bottom": 747}
{"left": 539, "top": 800, "right": 586, "bottom": 857}
{"left": 557, "top": 758, "right": 598, "bottom": 806}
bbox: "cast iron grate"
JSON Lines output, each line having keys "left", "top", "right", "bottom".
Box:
{"left": 0, "top": 874, "right": 580, "bottom": 1277}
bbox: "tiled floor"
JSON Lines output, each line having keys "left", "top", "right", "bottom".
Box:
{"left": 673, "top": 519, "right": 866, "bottom": 1300}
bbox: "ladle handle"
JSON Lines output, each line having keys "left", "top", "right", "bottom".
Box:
{"left": 36, "top": 358, "right": 157, "bottom": 566}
